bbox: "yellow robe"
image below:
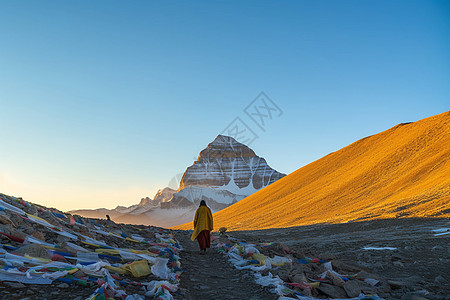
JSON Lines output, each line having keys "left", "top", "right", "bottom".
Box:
{"left": 190, "top": 206, "right": 214, "bottom": 241}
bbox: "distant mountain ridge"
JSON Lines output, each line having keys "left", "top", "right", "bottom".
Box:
{"left": 70, "top": 135, "right": 285, "bottom": 226}
{"left": 174, "top": 111, "right": 450, "bottom": 231}
{"left": 139, "top": 187, "right": 176, "bottom": 206}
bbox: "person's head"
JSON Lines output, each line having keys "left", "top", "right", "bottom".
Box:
{"left": 199, "top": 200, "right": 207, "bottom": 207}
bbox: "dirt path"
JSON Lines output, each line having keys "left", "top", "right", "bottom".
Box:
{"left": 174, "top": 231, "right": 275, "bottom": 300}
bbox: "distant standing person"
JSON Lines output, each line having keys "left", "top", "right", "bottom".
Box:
{"left": 191, "top": 200, "right": 213, "bottom": 255}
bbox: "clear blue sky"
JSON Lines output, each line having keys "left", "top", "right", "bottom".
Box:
{"left": 1, "top": 1, "right": 448, "bottom": 211}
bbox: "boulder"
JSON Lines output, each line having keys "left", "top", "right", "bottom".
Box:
{"left": 290, "top": 272, "right": 308, "bottom": 284}
{"left": 0, "top": 213, "right": 15, "bottom": 227}
{"left": 317, "top": 283, "right": 347, "bottom": 298}
{"left": 14, "top": 244, "right": 51, "bottom": 260}
{"left": 56, "top": 235, "right": 71, "bottom": 244}
{"left": 434, "top": 275, "right": 445, "bottom": 284}
{"left": 142, "top": 231, "right": 156, "bottom": 239}
{"left": 24, "top": 205, "right": 38, "bottom": 215}
{"left": 344, "top": 280, "right": 373, "bottom": 298}
{"left": 318, "top": 252, "right": 337, "bottom": 261}
{"left": 332, "top": 260, "right": 365, "bottom": 273}
{"left": 271, "top": 264, "right": 292, "bottom": 282}
{"left": 72, "top": 269, "right": 86, "bottom": 279}
{"left": 326, "top": 271, "right": 345, "bottom": 287}
{"left": 9, "top": 214, "right": 25, "bottom": 227}
{"left": 291, "top": 247, "right": 306, "bottom": 259}
{"left": 362, "top": 286, "right": 378, "bottom": 295}
{"left": 376, "top": 281, "right": 391, "bottom": 293}
{"left": 388, "top": 280, "right": 405, "bottom": 289}
{"left": 393, "top": 260, "right": 404, "bottom": 267}
{"left": 301, "top": 287, "right": 312, "bottom": 297}
{"left": 356, "top": 270, "right": 382, "bottom": 280}
{"left": 31, "top": 230, "right": 46, "bottom": 242}
{"left": 10, "top": 229, "right": 26, "bottom": 240}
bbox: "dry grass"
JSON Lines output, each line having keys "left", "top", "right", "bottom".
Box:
{"left": 173, "top": 111, "right": 450, "bottom": 231}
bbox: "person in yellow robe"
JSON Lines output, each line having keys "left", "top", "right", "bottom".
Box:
{"left": 190, "top": 200, "right": 213, "bottom": 254}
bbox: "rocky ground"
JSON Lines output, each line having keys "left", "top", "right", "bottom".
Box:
{"left": 231, "top": 217, "right": 450, "bottom": 299}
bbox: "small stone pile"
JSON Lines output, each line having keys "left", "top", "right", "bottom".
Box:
{"left": 0, "top": 193, "right": 183, "bottom": 300}
{"left": 213, "top": 232, "right": 392, "bottom": 300}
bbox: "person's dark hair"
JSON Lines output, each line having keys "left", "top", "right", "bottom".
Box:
{"left": 199, "top": 200, "right": 207, "bottom": 207}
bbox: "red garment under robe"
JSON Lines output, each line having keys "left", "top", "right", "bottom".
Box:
{"left": 197, "top": 230, "right": 211, "bottom": 250}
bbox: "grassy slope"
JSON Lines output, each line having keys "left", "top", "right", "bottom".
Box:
{"left": 173, "top": 111, "right": 450, "bottom": 231}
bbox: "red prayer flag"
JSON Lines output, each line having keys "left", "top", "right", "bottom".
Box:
{"left": 69, "top": 216, "right": 75, "bottom": 225}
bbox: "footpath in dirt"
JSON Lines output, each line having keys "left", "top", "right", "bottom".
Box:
{"left": 175, "top": 231, "right": 275, "bottom": 300}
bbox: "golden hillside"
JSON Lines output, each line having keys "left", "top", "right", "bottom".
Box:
{"left": 174, "top": 111, "right": 450, "bottom": 231}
